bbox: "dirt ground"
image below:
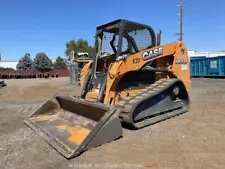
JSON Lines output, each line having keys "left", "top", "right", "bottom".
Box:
{"left": 0, "top": 77, "right": 225, "bottom": 169}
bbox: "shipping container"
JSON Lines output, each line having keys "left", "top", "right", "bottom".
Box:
{"left": 189, "top": 56, "right": 207, "bottom": 60}
{"left": 208, "top": 56, "right": 225, "bottom": 76}
{"left": 190, "top": 56, "right": 225, "bottom": 77}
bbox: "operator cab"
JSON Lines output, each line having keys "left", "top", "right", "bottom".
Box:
{"left": 92, "top": 19, "right": 156, "bottom": 78}
{"left": 84, "top": 19, "right": 157, "bottom": 101}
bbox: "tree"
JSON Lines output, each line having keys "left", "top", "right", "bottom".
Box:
{"left": 33, "top": 52, "right": 53, "bottom": 72}
{"left": 53, "top": 56, "right": 67, "bottom": 69}
{"left": 65, "top": 38, "right": 95, "bottom": 60}
{"left": 0, "top": 67, "right": 15, "bottom": 71}
{"left": 16, "top": 53, "right": 33, "bottom": 70}
{"left": 87, "top": 46, "right": 95, "bottom": 58}
{"left": 76, "top": 39, "right": 95, "bottom": 59}
{"left": 65, "top": 40, "right": 77, "bottom": 58}
{"left": 76, "top": 39, "right": 89, "bottom": 52}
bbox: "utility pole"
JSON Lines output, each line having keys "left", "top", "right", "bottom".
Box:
{"left": 177, "top": 0, "right": 184, "bottom": 41}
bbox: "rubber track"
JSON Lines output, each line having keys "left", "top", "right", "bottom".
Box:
{"left": 118, "top": 78, "right": 188, "bottom": 129}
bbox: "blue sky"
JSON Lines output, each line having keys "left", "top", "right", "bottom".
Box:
{"left": 0, "top": 0, "right": 225, "bottom": 60}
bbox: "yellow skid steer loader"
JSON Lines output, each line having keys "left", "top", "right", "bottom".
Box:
{"left": 25, "top": 19, "right": 191, "bottom": 159}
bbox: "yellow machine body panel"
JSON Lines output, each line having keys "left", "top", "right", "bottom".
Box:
{"left": 81, "top": 41, "right": 191, "bottom": 105}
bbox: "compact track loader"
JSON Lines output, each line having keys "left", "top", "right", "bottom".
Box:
{"left": 25, "top": 19, "right": 191, "bottom": 159}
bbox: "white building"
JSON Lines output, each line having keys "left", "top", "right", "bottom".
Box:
{"left": 188, "top": 50, "right": 225, "bottom": 58}
{"left": 0, "top": 61, "right": 18, "bottom": 70}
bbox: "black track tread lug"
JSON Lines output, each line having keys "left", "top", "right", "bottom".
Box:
{"left": 118, "top": 100, "right": 127, "bottom": 106}
{"left": 122, "top": 104, "right": 134, "bottom": 113}
{"left": 124, "top": 96, "right": 133, "bottom": 101}
{"left": 141, "top": 93, "right": 150, "bottom": 97}
{"left": 135, "top": 96, "right": 145, "bottom": 100}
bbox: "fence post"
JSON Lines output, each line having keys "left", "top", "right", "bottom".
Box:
{"left": 74, "top": 62, "right": 80, "bottom": 85}
{"left": 67, "top": 62, "right": 80, "bottom": 85}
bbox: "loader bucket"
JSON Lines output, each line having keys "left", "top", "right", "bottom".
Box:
{"left": 24, "top": 94, "right": 122, "bottom": 159}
